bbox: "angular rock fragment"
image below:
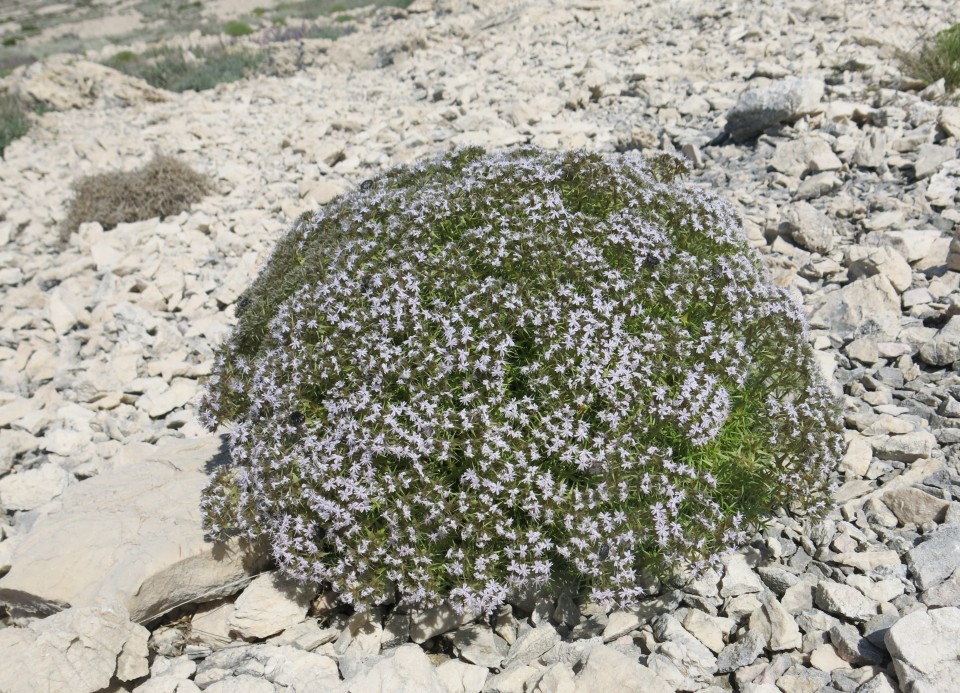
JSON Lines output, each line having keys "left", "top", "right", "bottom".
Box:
{"left": 886, "top": 607, "right": 960, "bottom": 693}
{"left": 723, "top": 78, "right": 825, "bottom": 142}
{"left": 573, "top": 644, "right": 673, "bottom": 693}
{"left": 0, "top": 435, "right": 267, "bottom": 621}
{"left": 228, "top": 571, "right": 315, "bottom": 640}
{"left": 0, "top": 605, "right": 149, "bottom": 693}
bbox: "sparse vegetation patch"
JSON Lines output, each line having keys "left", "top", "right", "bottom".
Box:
{"left": 898, "top": 22, "right": 960, "bottom": 94}
{"left": 60, "top": 153, "right": 212, "bottom": 242}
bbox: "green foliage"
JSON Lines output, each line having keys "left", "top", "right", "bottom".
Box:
{"left": 200, "top": 146, "right": 843, "bottom": 613}
{"left": 224, "top": 20, "right": 255, "bottom": 37}
{"left": 0, "top": 93, "right": 32, "bottom": 157}
{"left": 60, "top": 153, "right": 212, "bottom": 242}
{"left": 898, "top": 22, "right": 960, "bottom": 94}
{"left": 103, "top": 44, "right": 265, "bottom": 92}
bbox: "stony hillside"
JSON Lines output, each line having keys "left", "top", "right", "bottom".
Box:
{"left": 0, "top": 0, "right": 959, "bottom": 691}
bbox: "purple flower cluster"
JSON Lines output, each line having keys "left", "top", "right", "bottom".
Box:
{"left": 199, "top": 146, "right": 843, "bottom": 613}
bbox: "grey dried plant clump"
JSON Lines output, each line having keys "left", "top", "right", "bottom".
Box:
{"left": 60, "top": 152, "right": 212, "bottom": 242}
{"left": 199, "top": 145, "right": 843, "bottom": 614}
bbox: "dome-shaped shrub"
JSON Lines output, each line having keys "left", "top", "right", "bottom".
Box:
{"left": 199, "top": 146, "right": 843, "bottom": 613}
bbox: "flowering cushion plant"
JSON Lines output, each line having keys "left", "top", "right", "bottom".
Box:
{"left": 199, "top": 145, "right": 843, "bottom": 614}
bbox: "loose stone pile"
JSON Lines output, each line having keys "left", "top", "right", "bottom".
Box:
{"left": 0, "top": 0, "right": 959, "bottom": 691}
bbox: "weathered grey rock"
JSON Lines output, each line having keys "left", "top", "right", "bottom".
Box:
{"left": 345, "top": 644, "right": 447, "bottom": 693}
{"left": 716, "top": 630, "right": 766, "bottom": 674}
{"left": 652, "top": 614, "right": 718, "bottom": 672}
{"left": 871, "top": 431, "right": 936, "bottom": 462}
{"left": 268, "top": 619, "right": 338, "bottom": 651}
{"left": 682, "top": 610, "right": 735, "bottom": 654}
{"left": 503, "top": 622, "right": 560, "bottom": 669}
{"left": 436, "top": 659, "right": 488, "bottom": 693}
{"left": 922, "top": 567, "right": 960, "bottom": 607}
{"left": 723, "top": 77, "right": 825, "bottom": 142}
{"left": 829, "top": 623, "right": 885, "bottom": 666}
{"left": 0, "top": 605, "right": 149, "bottom": 693}
{"left": 450, "top": 623, "right": 508, "bottom": 669}
{"left": 882, "top": 487, "right": 950, "bottom": 525}
{"left": 335, "top": 610, "right": 384, "bottom": 657}
{"left": 525, "top": 662, "right": 575, "bottom": 693}
{"left": 408, "top": 602, "right": 478, "bottom": 644}
{"left": 913, "top": 144, "right": 955, "bottom": 179}
{"left": 0, "top": 435, "right": 267, "bottom": 621}
{"left": 779, "top": 201, "right": 836, "bottom": 254}
{"left": 815, "top": 581, "right": 878, "bottom": 622}
{"left": 10, "top": 56, "right": 170, "bottom": 111}
{"left": 204, "top": 676, "right": 275, "bottom": 693}
{"left": 808, "top": 274, "right": 900, "bottom": 340}
{"left": 886, "top": 607, "right": 960, "bottom": 693}
{"left": 770, "top": 137, "right": 841, "bottom": 178}
{"left": 720, "top": 554, "right": 765, "bottom": 598}
{"left": 847, "top": 245, "right": 913, "bottom": 293}
{"left": 195, "top": 643, "right": 339, "bottom": 690}
{"left": 905, "top": 523, "right": 960, "bottom": 590}
{"left": 573, "top": 644, "right": 672, "bottom": 693}
{"left": 133, "top": 678, "right": 202, "bottom": 693}
{"left": 857, "top": 672, "right": 899, "bottom": 693}
{"left": 380, "top": 612, "right": 411, "bottom": 650}
{"left": 0, "top": 462, "right": 74, "bottom": 511}
{"left": 776, "top": 664, "right": 830, "bottom": 692}
{"left": 228, "top": 571, "right": 314, "bottom": 640}
{"left": 748, "top": 593, "right": 802, "bottom": 651}
{"left": 853, "top": 129, "right": 888, "bottom": 169}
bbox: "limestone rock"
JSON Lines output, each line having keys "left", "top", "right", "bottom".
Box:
{"left": 11, "top": 56, "right": 170, "bottom": 111}
{"left": 815, "top": 581, "right": 878, "bottom": 622}
{"left": 436, "top": 659, "right": 488, "bottom": 693}
{"left": 0, "top": 435, "right": 267, "bottom": 621}
{"left": 720, "top": 554, "right": 765, "bottom": 597}
{"left": 573, "top": 644, "right": 673, "bottom": 693}
{"left": 0, "top": 462, "right": 74, "bottom": 511}
{"left": 779, "top": 201, "right": 836, "bottom": 254}
{"left": 503, "top": 622, "right": 560, "bottom": 669}
{"left": 770, "top": 137, "right": 841, "bottom": 178}
{"left": 748, "top": 594, "right": 802, "bottom": 651}
{"left": 344, "top": 643, "right": 447, "bottom": 693}
{"left": 228, "top": 571, "right": 315, "bottom": 640}
{"left": 0, "top": 605, "right": 149, "bottom": 693}
{"left": 847, "top": 245, "right": 913, "bottom": 293}
{"left": 808, "top": 274, "right": 900, "bottom": 340}
{"left": 724, "top": 78, "right": 825, "bottom": 142}
{"left": 408, "top": 602, "right": 479, "bottom": 644}
{"left": 905, "top": 523, "right": 960, "bottom": 590}
{"left": 882, "top": 487, "right": 950, "bottom": 525}
{"left": 449, "top": 623, "right": 507, "bottom": 669}
{"left": 886, "top": 607, "right": 960, "bottom": 693}
{"left": 715, "top": 630, "right": 766, "bottom": 674}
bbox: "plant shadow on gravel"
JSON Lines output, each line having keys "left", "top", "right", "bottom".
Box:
{"left": 59, "top": 152, "right": 213, "bottom": 243}
{"left": 198, "top": 145, "right": 845, "bottom": 616}
{"left": 897, "top": 21, "right": 960, "bottom": 97}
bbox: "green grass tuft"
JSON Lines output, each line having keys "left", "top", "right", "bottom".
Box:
{"left": 224, "top": 20, "right": 255, "bottom": 37}
{"left": 0, "top": 93, "right": 32, "bottom": 157}
{"left": 898, "top": 22, "right": 960, "bottom": 94}
{"left": 103, "top": 44, "right": 266, "bottom": 93}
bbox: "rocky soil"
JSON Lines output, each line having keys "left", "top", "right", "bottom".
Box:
{"left": 1, "top": 0, "right": 960, "bottom": 691}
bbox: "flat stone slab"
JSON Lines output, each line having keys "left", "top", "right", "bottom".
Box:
{"left": 0, "top": 435, "right": 266, "bottom": 622}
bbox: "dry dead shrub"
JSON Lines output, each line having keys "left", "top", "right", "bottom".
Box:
{"left": 60, "top": 153, "right": 213, "bottom": 243}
